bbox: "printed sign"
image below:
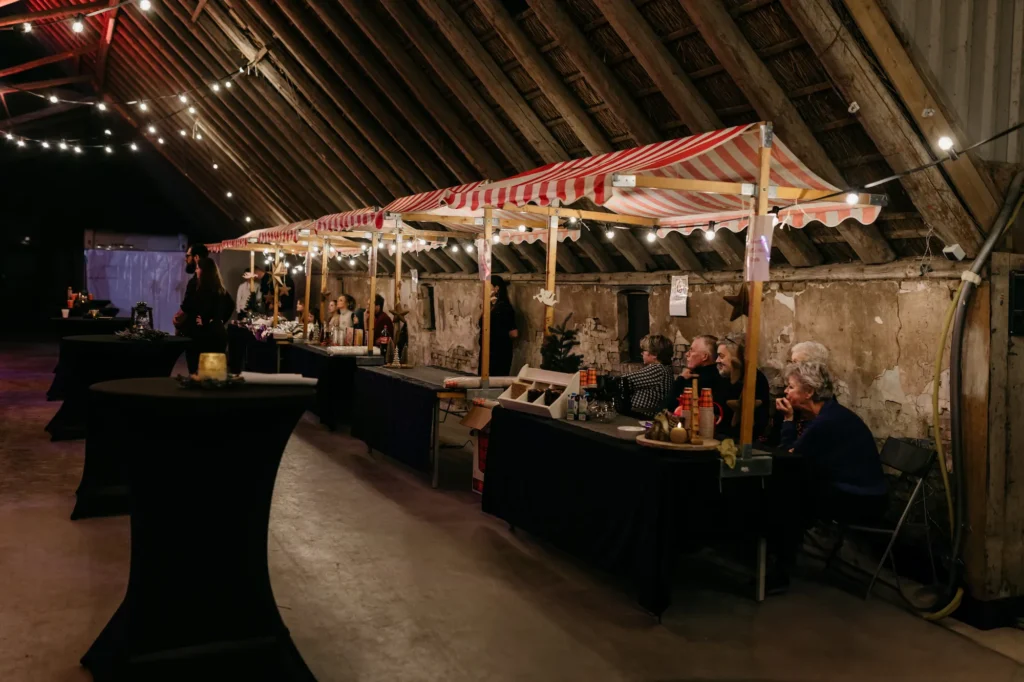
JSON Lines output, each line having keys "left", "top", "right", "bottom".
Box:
{"left": 669, "top": 275, "right": 688, "bottom": 316}
{"left": 744, "top": 214, "right": 775, "bottom": 282}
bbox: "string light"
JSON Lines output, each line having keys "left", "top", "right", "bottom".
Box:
{"left": 517, "top": 224, "right": 526, "bottom": 232}
{"left": 465, "top": 244, "right": 474, "bottom": 253}
{"left": 157, "top": 137, "right": 164, "bottom": 144}
{"left": 130, "top": 143, "right": 138, "bottom": 151}
{"left": 418, "top": 238, "right": 426, "bottom": 245}
{"left": 139, "top": 0, "right": 152, "bottom": 10}
{"left": 212, "top": 163, "right": 219, "bottom": 170}
{"left": 179, "top": 94, "right": 187, "bottom": 104}
{"left": 451, "top": 244, "right": 460, "bottom": 253}
{"left": 568, "top": 216, "right": 577, "bottom": 224}
{"left": 646, "top": 230, "right": 657, "bottom": 242}
{"left": 937, "top": 136, "right": 954, "bottom": 151}
{"left": 179, "top": 129, "right": 187, "bottom": 136}
{"left": 492, "top": 234, "right": 500, "bottom": 243}
{"left": 96, "top": 103, "right": 107, "bottom": 111}
{"left": 4, "top": 133, "right": 11, "bottom": 141}
{"left": 71, "top": 16, "right": 84, "bottom": 33}
{"left": 138, "top": 102, "right": 148, "bottom": 111}
{"left": 704, "top": 228, "right": 716, "bottom": 241}
{"left": 211, "top": 83, "right": 220, "bottom": 92}
{"left": 58, "top": 142, "right": 67, "bottom": 150}
{"left": 40, "top": 141, "right": 49, "bottom": 149}
{"left": 349, "top": 258, "right": 356, "bottom": 266}
{"left": 49, "top": 95, "right": 58, "bottom": 104}
{"left": 188, "top": 106, "right": 196, "bottom": 115}
{"left": 845, "top": 192, "right": 859, "bottom": 205}
{"left": 360, "top": 244, "right": 367, "bottom": 252}
{"left": 195, "top": 133, "right": 203, "bottom": 140}
{"left": 22, "top": 22, "right": 31, "bottom": 33}
{"left": 147, "top": 125, "right": 156, "bottom": 133}
{"left": 226, "top": 191, "right": 233, "bottom": 198}
{"left": 16, "top": 139, "right": 25, "bottom": 147}
{"left": 224, "top": 81, "right": 232, "bottom": 89}
{"left": 105, "top": 146, "right": 113, "bottom": 154}
{"left": 74, "top": 146, "right": 82, "bottom": 154}
{"left": 605, "top": 228, "right": 615, "bottom": 239}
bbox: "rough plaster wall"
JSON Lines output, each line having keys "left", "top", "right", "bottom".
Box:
{"left": 338, "top": 274, "right": 956, "bottom": 442}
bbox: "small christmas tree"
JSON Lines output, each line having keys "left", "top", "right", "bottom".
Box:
{"left": 540, "top": 313, "right": 583, "bottom": 374}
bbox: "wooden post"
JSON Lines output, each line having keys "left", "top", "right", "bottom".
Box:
{"left": 394, "top": 232, "right": 403, "bottom": 314}
{"left": 739, "top": 124, "right": 773, "bottom": 452}
{"left": 544, "top": 214, "right": 558, "bottom": 333}
{"left": 320, "top": 242, "right": 330, "bottom": 326}
{"left": 249, "top": 251, "right": 255, "bottom": 293}
{"left": 272, "top": 249, "right": 280, "bottom": 327}
{"left": 481, "top": 208, "right": 493, "bottom": 381}
{"left": 302, "top": 244, "right": 313, "bottom": 340}
{"left": 367, "top": 233, "right": 379, "bottom": 353}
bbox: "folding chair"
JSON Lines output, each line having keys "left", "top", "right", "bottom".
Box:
{"left": 826, "top": 437, "right": 937, "bottom": 599}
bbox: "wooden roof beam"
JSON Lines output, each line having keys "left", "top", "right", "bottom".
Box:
{"left": 473, "top": 0, "right": 611, "bottom": 156}
{"left": 337, "top": 0, "right": 507, "bottom": 181}
{"left": 843, "top": 0, "right": 1000, "bottom": 233}
{"left": 306, "top": 2, "right": 477, "bottom": 184}
{"left": 780, "top": 0, "right": 984, "bottom": 255}
{"left": 592, "top": 0, "right": 719, "bottom": 133}
{"left": 0, "top": 100, "right": 85, "bottom": 130}
{"left": 245, "top": 2, "right": 423, "bottom": 196}
{"left": 273, "top": 3, "right": 451, "bottom": 190}
{"left": 422, "top": 249, "right": 459, "bottom": 274}
{"left": 416, "top": 0, "right": 568, "bottom": 165}
{"left": 492, "top": 245, "right": 527, "bottom": 273}
{"left": 527, "top": 0, "right": 661, "bottom": 146}
{"left": 0, "top": 1, "right": 105, "bottom": 27}
{"left": 195, "top": 0, "right": 379, "bottom": 206}
{"left": 0, "top": 74, "right": 91, "bottom": 94}
{"left": 679, "top": 0, "right": 894, "bottom": 265}
{"left": 661, "top": 232, "right": 705, "bottom": 272}
{"left": 0, "top": 41, "right": 100, "bottom": 79}
{"left": 443, "top": 243, "right": 478, "bottom": 273}
{"left": 554, "top": 241, "right": 583, "bottom": 273}
{"left": 93, "top": 0, "right": 119, "bottom": 90}
{"left": 607, "top": 229, "right": 659, "bottom": 271}
{"left": 574, "top": 229, "right": 617, "bottom": 272}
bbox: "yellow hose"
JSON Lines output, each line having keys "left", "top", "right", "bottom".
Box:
{"left": 932, "top": 282, "right": 961, "bottom": 537}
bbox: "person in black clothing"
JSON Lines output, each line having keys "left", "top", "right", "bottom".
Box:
{"left": 174, "top": 242, "right": 209, "bottom": 373}
{"left": 663, "top": 334, "right": 719, "bottom": 411}
{"left": 187, "top": 257, "right": 235, "bottom": 373}
{"left": 479, "top": 276, "right": 518, "bottom": 376}
{"left": 714, "top": 335, "right": 770, "bottom": 440}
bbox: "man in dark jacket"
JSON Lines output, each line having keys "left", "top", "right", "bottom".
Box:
{"left": 715, "top": 336, "right": 770, "bottom": 440}
{"left": 174, "top": 243, "right": 208, "bottom": 373}
{"left": 663, "top": 334, "right": 719, "bottom": 411}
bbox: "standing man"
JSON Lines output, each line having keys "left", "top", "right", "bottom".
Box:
{"left": 173, "top": 242, "right": 209, "bottom": 374}
{"left": 663, "top": 334, "right": 719, "bottom": 410}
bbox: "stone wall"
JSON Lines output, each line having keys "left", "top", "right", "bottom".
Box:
{"left": 336, "top": 261, "right": 966, "bottom": 444}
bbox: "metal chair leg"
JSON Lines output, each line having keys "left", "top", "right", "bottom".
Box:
{"left": 866, "top": 478, "right": 923, "bottom": 599}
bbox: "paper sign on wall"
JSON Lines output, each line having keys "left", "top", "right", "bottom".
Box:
{"left": 744, "top": 214, "right": 775, "bottom": 282}
{"left": 410, "top": 269, "right": 418, "bottom": 297}
{"left": 670, "top": 275, "right": 688, "bottom": 316}
{"left": 477, "top": 238, "right": 492, "bottom": 282}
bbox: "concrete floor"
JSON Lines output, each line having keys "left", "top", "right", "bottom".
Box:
{"left": 2, "top": 340, "right": 1023, "bottom": 682}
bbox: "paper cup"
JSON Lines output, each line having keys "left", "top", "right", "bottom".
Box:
{"left": 61, "top": 309, "right": 70, "bottom": 318}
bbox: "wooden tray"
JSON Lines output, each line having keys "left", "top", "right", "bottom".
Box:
{"left": 635, "top": 435, "right": 721, "bottom": 451}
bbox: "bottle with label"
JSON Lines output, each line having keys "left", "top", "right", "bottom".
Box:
{"left": 578, "top": 391, "right": 589, "bottom": 421}
{"left": 567, "top": 394, "right": 578, "bottom": 420}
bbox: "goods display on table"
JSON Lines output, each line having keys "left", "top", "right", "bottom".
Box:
{"left": 496, "top": 365, "right": 580, "bottom": 419}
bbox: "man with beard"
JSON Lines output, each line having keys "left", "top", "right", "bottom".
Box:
{"left": 173, "top": 242, "right": 209, "bottom": 373}
{"left": 715, "top": 335, "right": 770, "bottom": 441}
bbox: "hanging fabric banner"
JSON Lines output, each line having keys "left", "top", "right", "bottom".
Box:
{"left": 744, "top": 214, "right": 775, "bottom": 282}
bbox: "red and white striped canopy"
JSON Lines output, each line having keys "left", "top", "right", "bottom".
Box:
{"left": 445, "top": 124, "right": 881, "bottom": 234}
{"left": 314, "top": 207, "right": 386, "bottom": 233}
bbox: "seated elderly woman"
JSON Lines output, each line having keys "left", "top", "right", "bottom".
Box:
{"left": 789, "top": 340, "right": 830, "bottom": 365}
{"left": 777, "top": 362, "right": 887, "bottom": 523}
{"left": 621, "top": 334, "right": 675, "bottom": 417}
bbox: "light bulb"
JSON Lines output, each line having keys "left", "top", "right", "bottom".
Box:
{"left": 58, "top": 141, "right": 67, "bottom": 150}
{"left": 179, "top": 129, "right": 187, "bottom": 136}
{"left": 195, "top": 133, "right": 203, "bottom": 140}
{"left": 157, "top": 137, "right": 165, "bottom": 144}
{"left": 239, "top": 67, "right": 244, "bottom": 74}
{"left": 605, "top": 228, "right": 615, "bottom": 239}
{"left": 41, "top": 141, "right": 49, "bottom": 149}
{"left": 704, "top": 228, "right": 716, "bottom": 241}
{"left": 265, "top": 258, "right": 272, "bottom": 265}
{"left": 49, "top": 95, "right": 59, "bottom": 104}
{"left": 360, "top": 244, "right": 367, "bottom": 252}
{"left": 451, "top": 244, "right": 460, "bottom": 253}
{"left": 188, "top": 106, "right": 196, "bottom": 114}
{"left": 465, "top": 244, "right": 474, "bottom": 253}
{"left": 213, "top": 163, "right": 219, "bottom": 170}
{"left": 139, "top": 102, "right": 148, "bottom": 111}
{"left": 298, "top": 264, "right": 304, "bottom": 271}
{"left": 139, "top": 0, "right": 152, "bottom": 10}
{"left": 22, "top": 22, "right": 31, "bottom": 33}
{"left": 148, "top": 125, "right": 156, "bottom": 133}
{"left": 292, "top": 267, "right": 299, "bottom": 274}
{"left": 937, "top": 136, "right": 954, "bottom": 151}
{"left": 226, "top": 191, "right": 233, "bottom": 198}
{"left": 224, "top": 81, "right": 232, "bottom": 89}
{"left": 105, "top": 146, "right": 113, "bottom": 154}
{"left": 4, "top": 133, "right": 11, "bottom": 141}
{"left": 845, "top": 192, "right": 859, "bottom": 205}
{"left": 104, "top": 129, "right": 112, "bottom": 136}
{"left": 418, "top": 238, "right": 426, "bottom": 245}
{"left": 74, "top": 146, "right": 82, "bottom": 153}
{"left": 72, "top": 16, "right": 84, "bottom": 33}
{"left": 96, "top": 103, "right": 107, "bottom": 111}
{"left": 16, "top": 139, "right": 25, "bottom": 147}
{"left": 517, "top": 224, "right": 526, "bottom": 232}
{"left": 179, "top": 94, "right": 187, "bottom": 104}
{"left": 349, "top": 258, "right": 356, "bottom": 266}
{"left": 211, "top": 83, "right": 220, "bottom": 92}
{"left": 130, "top": 143, "right": 138, "bottom": 151}
{"left": 245, "top": 216, "right": 251, "bottom": 223}
{"left": 646, "top": 230, "right": 657, "bottom": 242}
{"left": 492, "top": 234, "right": 500, "bottom": 244}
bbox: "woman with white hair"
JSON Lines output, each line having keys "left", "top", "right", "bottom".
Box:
{"left": 789, "top": 340, "right": 829, "bottom": 365}
{"left": 777, "top": 362, "right": 887, "bottom": 520}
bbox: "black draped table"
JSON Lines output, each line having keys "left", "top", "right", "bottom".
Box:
{"left": 50, "top": 316, "right": 131, "bottom": 339}
{"left": 288, "top": 343, "right": 384, "bottom": 430}
{"left": 352, "top": 365, "right": 471, "bottom": 486}
{"left": 227, "top": 323, "right": 294, "bottom": 374}
{"left": 81, "top": 378, "right": 316, "bottom": 681}
{"left": 481, "top": 407, "right": 802, "bottom": 616}
{"left": 45, "top": 335, "right": 190, "bottom": 439}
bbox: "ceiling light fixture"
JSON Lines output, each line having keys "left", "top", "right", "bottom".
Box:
{"left": 646, "top": 230, "right": 657, "bottom": 242}
{"left": 49, "top": 95, "right": 59, "bottom": 104}
{"left": 71, "top": 16, "right": 84, "bottom": 33}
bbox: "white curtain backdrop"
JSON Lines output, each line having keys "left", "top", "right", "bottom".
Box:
{"left": 85, "top": 250, "right": 188, "bottom": 332}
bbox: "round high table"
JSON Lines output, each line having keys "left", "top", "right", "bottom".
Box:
{"left": 45, "top": 335, "right": 190, "bottom": 439}
{"left": 80, "top": 377, "right": 316, "bottom": 681}
{"left": 49, "top": 316, "right": 131, "bottom": 339}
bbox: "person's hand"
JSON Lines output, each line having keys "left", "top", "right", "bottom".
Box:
{"left": 776, "top": 397, "right": 794, "bottom": 421}
{"left": 173, "top": 310, "right": 185, "bottom": 328}
{"left": 681, "top": 368, "right": 694, "bottom": 380}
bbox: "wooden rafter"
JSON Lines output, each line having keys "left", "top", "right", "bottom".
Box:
{"left": 0, "top": 1, "right": 105, "bottom": 28}
{"left": 338, "top": 0, "right": 507, "bottom": 181}
{"left": 526, "top": 0, "right": 660, "bottom": 146}
{"left": 416, "top": 0, "right": 568, "bottom": 164}
{"left": 93, "top": 0, "right": 119, "bottom": 90}
{"left": 678, "top": 0, "right": 894, "bottom": 265}
{"left": 0, "top": 101, "right": 83, "bottom": 130}
{"left": 843, "top": 0, "right": 1000, "bottom": 232}
{"left": 190, "top": 0, "right": 207, "bottom": 23}
{"left": 661, "top": 232, "right": 704, "bottom": 273}
{"left": 0, "top": 41, "right": 99, "bottom": 79}
{"left": 591, "top": 0, "right": 718, "bottom": 133}
{"left": 473, "top": 0, "right": 611, "bottom": 156}
{"left": 781, "top": 0, "right": 984, "bottom": 255}
{"left": 0, "top": 74, "right": 91, "bottom": 95}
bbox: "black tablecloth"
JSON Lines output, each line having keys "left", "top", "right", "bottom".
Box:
{"left": 351, "top": 366, "right": 468, "bottom": 473}
{"left": 50, "top": 316, "right": 131, "bottom": 339}
{"left": 45, "top": 335, "right": 190, "bottom": 441}
{"left": 81, "top": 378, "right": 315, "bottom": 680}
{"left": 227, "top": 324, "right": 293, "bottom": 374}
{"left": 289, "top": 344, "right": 384, "bottom": 430}
{"left": 482, "top": 407, "right": 801, "bottom": 616}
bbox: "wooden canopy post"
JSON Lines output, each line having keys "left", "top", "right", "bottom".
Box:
{"left": 302, "top": 244, "right": 313, "bottom": 340}
{"left": 739, "top": 124, "right": 773, "bottom": 453}
{"left": 544, "top": 213, "right": 558, "bottom": 334}
{"left": 320, "top": 241, "right": 330, "bottom": 326}
{"left": 249, "top": 251, "right": 255, "bottom": 294}
{"left": 272, "top": 249, "right": 280, "bottom": 327}
{"left": 394, "top": 231, "right": 403, "bottom": 315}
{"left": 367, "top": 233, "right": 379, "bottom": 353}
{"left": 481, "top": 208, "right": 493, "bottom": 381}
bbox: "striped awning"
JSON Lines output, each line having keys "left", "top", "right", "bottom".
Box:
{"left": 445, "top": 124, "right": 882, "bottom": 234}
{"left": 313, "top": 207, "right": 386, "bottom": 232}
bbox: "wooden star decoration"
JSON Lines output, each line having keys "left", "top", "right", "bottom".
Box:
{"left": 390, "top": 304, "right": 411, "bottom": 325}
{"left": 723, "top": 284, "right": 750, "bottom": 321}
{"left": 276, "top": 283, "right": 291, "bottom": 298}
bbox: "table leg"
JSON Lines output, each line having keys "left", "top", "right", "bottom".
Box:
{"left": 756, "top": 536, "right": 767, "bottom": 602}
{"left": 431, "top": 397, "right": 440, "bottom": 489}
